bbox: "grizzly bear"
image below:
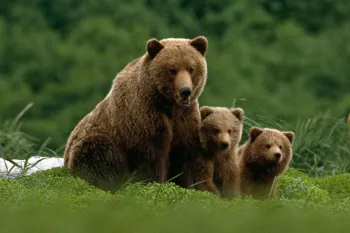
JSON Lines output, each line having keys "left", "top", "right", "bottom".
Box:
{"left": 63, "top": 36, "right": 209, "bottom": 191}
{"left": 238, "top": 127, "right": 295, "bottom": 199}
{"left": 192, "top": 106, "right": 244, "bottom": 199}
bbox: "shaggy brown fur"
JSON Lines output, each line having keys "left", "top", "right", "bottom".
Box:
{"left": 238, "top": 127, "right": 295, "bottom": 199}
{"left": 192, "top": 106, "right": 244, "bottom": 199}
{"left": 63, "top": 36, "right": 209, "bottom": 191}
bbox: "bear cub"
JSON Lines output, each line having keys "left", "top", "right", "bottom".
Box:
{"left": 192, "top": 106, "right": 244, "bottom": 199}
{"left": 238, "top": 127, "right": 295, "bottom": 199}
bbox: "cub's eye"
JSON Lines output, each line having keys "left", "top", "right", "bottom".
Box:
{"left": 188, "top": 67, "right": 194, "bottom": 74}
{"left": 266, "top": 144, "right": 271, "bottom": 149}
{"left": 279, "top": 145, "right": 283, "bottom": 149}
{"left": 228, "top": 129, "right": 232, "bottom": 134}
{"left": 213, "top": 128, "right": 220, "bottom": 134}
{"left": 169, "top": 69, "right": 177, "bottom": 76}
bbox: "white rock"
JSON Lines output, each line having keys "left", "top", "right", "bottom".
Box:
{"left": 0, "top": 156, "right": 64, "bottom": 179}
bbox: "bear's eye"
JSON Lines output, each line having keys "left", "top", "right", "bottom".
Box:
{"left": 169, "top": 68, "right": 177, "bottom": 76}
{"left": 213, "top": 128, "right": 220, "bottom": 134}
{"left": 266, "top": 144, "right": 271, "bottom": 149}
{"left": 188, "top": 67, "right": 194, "bottom": 74}
{"left": 279, "top": 145, "right": 283, "bottom": 149}
{"left": 228, "top": 129, "right": 232, "bottom": 134}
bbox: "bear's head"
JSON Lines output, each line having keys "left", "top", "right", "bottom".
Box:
{"left": 199, "top": 106, "right": 244, "bottom": 154}
{"left": 145, "top": 36, "right": 208, "bottom": 108}
{"left": 247, "top": 127, "right": 294, "bottom": 165}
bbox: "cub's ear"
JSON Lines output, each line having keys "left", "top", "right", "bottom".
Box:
{"left": 190, "top": 36, "right": 208, "bottom": 56}
{"left": 283, "top": 131, "right": 295, "bottom": 144}
{"left": 249, "top": 127, "right": 264, "bottom": 143}
{"left": 146, "top": 38, "right": 164, "bottom": 59}
{"left": 230, "top": 107, "right": 244, "bottom": 122}
{"left": 200, "top": 106, "right": 213, "bottom": 120}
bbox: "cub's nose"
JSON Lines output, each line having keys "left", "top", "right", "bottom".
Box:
{"left": 221, "top": 141, "right": 229, "bottom": 150}
{"left": 274, "top": 152, "right": 281, "bottom": 160}
{"left": 179, "top": 87, "right": 192, "bottom": 99}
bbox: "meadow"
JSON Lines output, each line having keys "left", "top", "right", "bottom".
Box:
{"left": 1, "top": 167, "right": 350, "bottom": 233}
{"left": 0, "top": 106, "right": 349, "bottom": 233}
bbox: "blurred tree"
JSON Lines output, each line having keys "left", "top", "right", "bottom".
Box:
{"left": 0, "top": 0, "right": 349, "bottom": 150}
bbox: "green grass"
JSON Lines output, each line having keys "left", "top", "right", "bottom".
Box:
{"left": 0, "top": 167, "right": 350, "bottom": 233}
{"left": 0, "top": 103, "right": 61, "bottom": 178}
{"left": 1, "top": 105, "right": 350, "bottom": 232}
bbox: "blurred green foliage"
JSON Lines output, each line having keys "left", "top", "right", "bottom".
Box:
{"left": 0, "top": 0, "right": 349, "bottom": 152}
{"left": 0, "top": 167, "right": 350, "bottom": 232}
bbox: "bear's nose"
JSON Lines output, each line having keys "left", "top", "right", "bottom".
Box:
{"left": 274, "top": 152, "right": 281, "bottom": 160}
{"left": 221, "top": 141, "right": 229, "bottom": 150}
{"left": 180, "top": 87, "right": 192, "bottom": 99}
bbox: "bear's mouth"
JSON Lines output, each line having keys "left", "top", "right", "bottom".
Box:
{"left": 176, "top": 97, "right": 191, "bottom": 107}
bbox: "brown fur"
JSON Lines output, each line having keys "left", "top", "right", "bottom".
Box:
{"left": 192, "top": 106, "right": 244, "bottom": 199}
{"left": 238, "top": 127, "right": 295, "bottom": 199}
{"left": 63, "top": 36, "right": 209, "bottom": 191}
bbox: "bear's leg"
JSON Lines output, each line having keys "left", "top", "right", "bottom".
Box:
{"left": 221, "top": 177, "right": 240, "bottom": 199}
{"left": 197, "top": 179, "right": 220, "bottom": 195}
{"left": 239, "top": 168, "right": 255, "bottom": 197}
{"left": 168, "top": 110, "right": 200, "bottom": 188}
{"left": 192, "top": 158, "right": 220, "bottom": 195}
{"left": 69, "top": 136, "right": 128, "bottom": 193}
{"left": 168, "top": 148, "right": 190, "bottom": 187}
{"left": 221, "top": 162, "right": 240, "bottom": 199}
{"left": 151, "top": 123, "right": 172, "bottom": 183}
{"left": 253, "top": 179, "right": 276, "bottom": 199}
{"left": 153, "top": 153, "right": 169, "bottom": 183}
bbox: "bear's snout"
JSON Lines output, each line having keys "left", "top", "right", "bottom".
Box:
{"left": 274, "top": 152, "right": 281, "bottom": 160}
{"left": 176, "top": 87, "right": 192, "bottom": 107}
{"left": 267, "top": 145, "right": 282, "bottom": 162}
{"left": 179, "top": 87, "right": 192, "bottom": 99}
{"left": 174, "top": 70, "right": 193, "bottom": 107}
{"left": 220, "top": 141, "right": 229, "bottom": 150}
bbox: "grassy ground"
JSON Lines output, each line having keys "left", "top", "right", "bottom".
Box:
{"left": 0, "top": 106, "right": 349, "bottom": 233}
{"left": 0, "top": 167, "right": 350, "bottom": 233}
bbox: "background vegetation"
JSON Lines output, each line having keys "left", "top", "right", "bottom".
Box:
{"left": 0, "top": 0, "right": 349, "bottom": 151}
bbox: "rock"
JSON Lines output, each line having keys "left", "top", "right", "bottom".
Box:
{"left": 0, "top": 156, "right": 64, "bottom": 179}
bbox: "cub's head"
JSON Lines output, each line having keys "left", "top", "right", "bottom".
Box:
{"left": 199, "top": 106, "right": 244, "bottom": 154}
{"left": 145, "top": 36, "right": 208, "bottom": 108}
{"left": 248, "top": 127, "right": 294, "bottom": 165}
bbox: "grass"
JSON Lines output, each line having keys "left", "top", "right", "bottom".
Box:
{"left": 0, "top": 167, "right": 350, "bottom": 232}
{"left": 0, "top": 105, "right": 350, "bottom": 232}
{"left": 0, "top": 103, "right": 60, "bottom": 178}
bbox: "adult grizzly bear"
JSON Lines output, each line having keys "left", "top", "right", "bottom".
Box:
{"left": 63, "top": 36, "right": 208, "bottom": 191}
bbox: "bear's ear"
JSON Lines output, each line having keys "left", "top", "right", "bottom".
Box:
{"left": 190, "top": 36, "right": 208, "bottom": 56}
{"left": 283, "top": 131, "right": 295, "bottom": 144}
{"left": 146, "top": 38, "right": 164, "bottom": 59}
{"left": 200, "top": 106, "right": 213, "bottom": 120}
{"left": 249, "top": 127, "right": 264, "bottom": 143}
{"left": 230, "top": 107, "right": 244, "bottom": 122}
